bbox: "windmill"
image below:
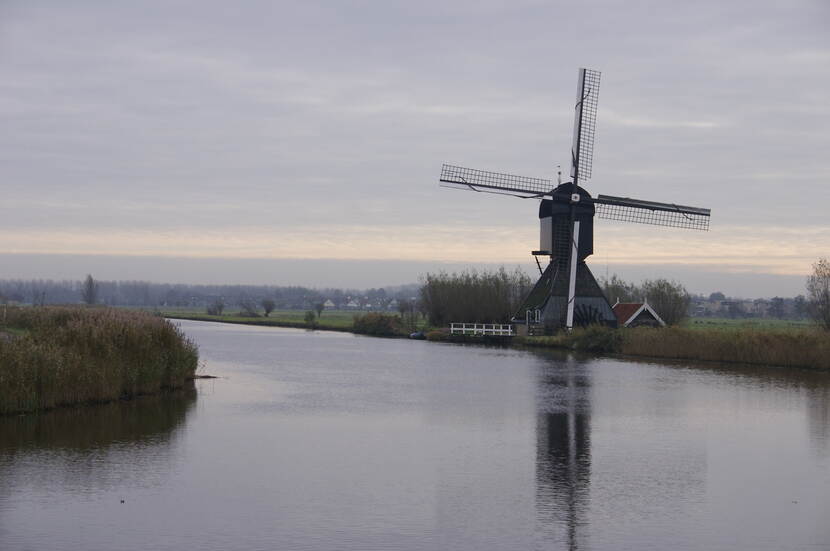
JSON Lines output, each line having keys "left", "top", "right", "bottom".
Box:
{"left": 439, "top": 68, "right": 711, "bottom": 333}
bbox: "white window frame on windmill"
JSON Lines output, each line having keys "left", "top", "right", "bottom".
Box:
{"left": 525, "top": 309, "right": 541, "bottom": 325}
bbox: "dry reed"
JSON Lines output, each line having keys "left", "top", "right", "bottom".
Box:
{"left": 621, "top": 326, "right": 830, "bottom": 370}
{"left": 0, "top": 307, "right": 198, "bottom": 414}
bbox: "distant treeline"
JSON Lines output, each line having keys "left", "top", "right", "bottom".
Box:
{"left": 0, "top": 278, "right": 420, "bottom": 310}
{"left": 419, "top": 268, "right": 532, "bottom": 325}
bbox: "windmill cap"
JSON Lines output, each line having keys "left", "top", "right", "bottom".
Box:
{"left": 539, "top": 184, "right": 595, "bottom": 218}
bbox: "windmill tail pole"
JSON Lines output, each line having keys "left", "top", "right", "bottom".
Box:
{"left": 565, "top": 220, "right": 580, "bottom": 331}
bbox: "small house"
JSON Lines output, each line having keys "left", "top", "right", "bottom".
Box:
{"left": 612, "top": 300, "right": 666, "bottom": 328}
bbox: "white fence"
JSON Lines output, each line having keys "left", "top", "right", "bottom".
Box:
{"left": 450, "top": 323, "right": 515, "bottom": 336}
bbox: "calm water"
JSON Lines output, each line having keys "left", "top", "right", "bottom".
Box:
{"left": 1, "top": 321, "right": 829, "bottom": 550}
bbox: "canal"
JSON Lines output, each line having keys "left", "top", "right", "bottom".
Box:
{"left": 1, "top": 320, "right": 828, "bottom": 550}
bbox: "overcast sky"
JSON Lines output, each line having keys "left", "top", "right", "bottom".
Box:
{"left": 1, "top": 0, "right": 828, "bottom": 297}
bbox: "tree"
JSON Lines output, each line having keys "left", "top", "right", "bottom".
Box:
{"left": 239, "top": 298, "right": 260, "bottom": 317}
{"left": 807, "top": 257, "right": 830, "bottom": 330}
{"left": 793, "top": 295, "right": 807, "bottom": 319}
{"left": 709, "top": 291, "right": 726, "bottom": 301}
{"left": 768, "top": 297, "right": 785, "bottom": 319}
{"left": 419, "top": 267, "right": 532, "bottom": 326}
{"left": 304, "top": 310, "right": 318, "bottom": 329}
{"left": 315, "top": 302, "right": 325, "bottom": 318}
{"left": 261, "top": 299, "right": 276, "bottom": 317}
{"left": 727, "top": 301, "right": 745, "bottom": 319}
{"left": 641, "top": 279, "right": 690, "bottom": 326}
{"left": 206, "top": 299, "right": 225, "bottom": 315}
{"left": 398, "top": 299, "right": 416, "bottom": 332}
{"left": 600, "top": 274, "right": 639, "bottom": 304}
{"left": 81, "top": 274, "right": 98, "bottom": 305}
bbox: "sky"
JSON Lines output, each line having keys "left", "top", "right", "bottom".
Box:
{"left": 1, "top": 0, "right": 828, "bottom": 297}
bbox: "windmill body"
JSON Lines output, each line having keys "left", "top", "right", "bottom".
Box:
{"left": 523, "top": 184, "right": 618, "bottom": 329}
{"left": 439, "top": 68, "right": 711, "bottom": 333}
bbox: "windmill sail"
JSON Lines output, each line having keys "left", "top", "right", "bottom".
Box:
{"left": 435, "top": 67, "right": 712, "bottom": 333}
{"left": 440, "top": 164, "right": 552, "bottom": 197}
{"left": 571, "top": 68, "right": 601, "bottom": 183}
{"left": 594, "top": 195, "right": 711, "bottom": 230}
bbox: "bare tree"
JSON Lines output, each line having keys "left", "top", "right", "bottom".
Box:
{"left": 641, "top": 279, "right": 690, "bottom": 326}
{"left": 239, "top": 298, "right": 260, "bottom": 317}
{"left": 807, "top": 257, "right": 830, "bottom": 330}
{"left": 261, "top": 299, "right": 276, "bottom": 317}
{"left": 81, "top": 274, "right": 98, "bottom": 305}
{"left": 206, "top": 299, "right": 225, "bottom": 316}
{"left": 600, "top": 274, "right": 639, "bottom": 304}
{"left": 315, "top": 302, "right": 325, "bottom": 318}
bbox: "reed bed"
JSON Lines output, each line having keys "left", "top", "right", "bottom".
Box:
{"left": 621, "top": 327, "right": 830, "bottom": 370}
{"left": 515, "top": 325, "right": 622, "bottom": 352}
{"left": 517, "top": 325, "right": 830, "bottom": 370}
{"left": 0, "top": 307, "right": 199, "bottom": 415}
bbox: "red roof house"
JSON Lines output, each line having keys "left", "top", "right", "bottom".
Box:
{"left": 612, "top": 300, "right": 666, "bottom": 328}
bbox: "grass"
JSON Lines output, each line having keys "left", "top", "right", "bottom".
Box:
{"left": 161, "top": 309, "right": 362, "bottom": 331}
{"left": 160, "top": 307, "right": 830, "bottom": 370}
{"left": 684, "top": 317, "right": 812, "bottom": 331}
{"left": 516, "top": 325, "right": 622, "bottom": 353}
{"left": 621, "top": 326, "right": 830, "bottom": 370}
{"left": 0, "top": 306, "right": 199, "bottom": 415}
{"left": 160, "top": 308, "right": 426, "bottom": 334}
{"left": 518, "top": 324, "right": 830, "bottom": 370}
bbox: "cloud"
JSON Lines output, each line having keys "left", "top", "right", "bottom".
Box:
{"left": 1, "top": 222, "right": 826, "bottom": 280}
{"left": 0, "top": 0, "right": 828, "bottom": 294}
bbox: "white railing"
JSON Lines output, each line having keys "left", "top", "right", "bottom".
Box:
{"left": 450, "top": 323, "right": 515, "bottom": 336}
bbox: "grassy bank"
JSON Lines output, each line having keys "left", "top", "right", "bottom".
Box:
{"left": 159, "top": 308, "right": 829, "bottom": 371}
{"left": 161, "top": 309, "right": 361, "bottom": 332}
{"left": 621, "top": 326, "right": 830, "bottom": 370}
{"left": 161, "top": 309, "right": 425, "bottom": 335}
{"left": 0, "top": 307, "right": 199, "bottom": 415}
{"left": 518, "top": 325, "right": 830, "bottom": 370}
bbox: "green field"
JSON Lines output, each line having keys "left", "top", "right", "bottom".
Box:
{"left": 161, "top": 308, "right": 374, "bottom": 331}
{"left": 159, "top": 308, "right": 429, "bottom": 334}
{"left": 684, "top": 317, "right": 812, "bottom": 331}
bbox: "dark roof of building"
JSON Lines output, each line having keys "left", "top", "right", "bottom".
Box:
{"left": 613, "top": 302, "right": 643, "bottom": 324}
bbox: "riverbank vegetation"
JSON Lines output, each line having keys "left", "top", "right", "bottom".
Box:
{"left": 0, "top": 307, "right": 199, "bottom": 415}
{"left": 807, "top": 257, "right": 830, "bottom": 330}
{"left": 152, "top": 260, "right": 830, "bottom": 371}
{"left": 601, "top": 275, "right": 690, "bottom": 325}
{"left": 621, "top": 326, "right": 830, "bottom": 370}
{"left": 419, "top": 268, "right": 531, "bottom": 326}
{"left": 517, "top": 325, "right": 830, "bottom": 370}
{"left": 162, "top": 308, "right": 362, "bottom": 331}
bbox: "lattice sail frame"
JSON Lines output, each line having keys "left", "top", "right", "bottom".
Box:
{"left": 595, "top": 195, "right": 710, "bottom": 231}
{"left": 571, "top": 68, "right": 601, "bottom": 182}
{"left": 439, "top": 164, "right": 553, "bottom": 196}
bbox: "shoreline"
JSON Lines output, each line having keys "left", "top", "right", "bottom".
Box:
{"left": 163, "top": 312, "right": 356, "bottom": 333}
{"left": 164, "top": 314, "right": 830, "bottom": 372}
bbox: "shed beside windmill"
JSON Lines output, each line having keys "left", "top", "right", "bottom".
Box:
{"left": 612, "top": 300, "right": 666, "bottom": 328}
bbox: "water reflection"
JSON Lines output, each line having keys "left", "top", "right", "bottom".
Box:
{"left": 608, "top": 355, "right": 830, "bottom": 457}
{"left": 807, "top": 382, "right": 830, "bottom": 454}
{"left": 535, "top": 353, "right": 591, "bottom": 551}
{"left": 0, "top": 384, "right": 197, "bottom": 496}
{"left": 532, "top": 350, "right": 830, "bottom": 549}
